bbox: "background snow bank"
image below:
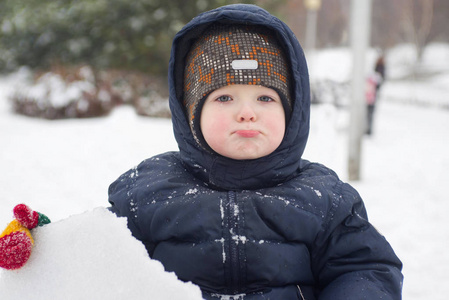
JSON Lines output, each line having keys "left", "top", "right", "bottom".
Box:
{"left": 0, "top": 208, "right": 202, "bottom": 300}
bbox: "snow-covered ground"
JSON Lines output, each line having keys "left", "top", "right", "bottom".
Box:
{"left": 0, "top": 208, "right": 203, "bottom": 299}
{"left": 1, "top": 43, "right": 449, "bottom": 299}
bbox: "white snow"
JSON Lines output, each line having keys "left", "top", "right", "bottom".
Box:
{"left": 0, "top": 208, "right": 202, "bottom": 300}
{"left": 1, "top": 43, "right": 449, "bottom": 299}
{"left": 186, "top": 188, "right": 198, "bottom": 195}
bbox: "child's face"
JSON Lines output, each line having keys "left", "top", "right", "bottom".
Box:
{"left": 200, "top": 84, "right": 285, "bottom": 160}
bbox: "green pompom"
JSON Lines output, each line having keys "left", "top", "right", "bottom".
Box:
{"left": 37, "top": 212, "right": 51, "bottom": 227}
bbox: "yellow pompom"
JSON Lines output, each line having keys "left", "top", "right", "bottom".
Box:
{"left": 0, "top": 219, "right": 34, "bottom": 245}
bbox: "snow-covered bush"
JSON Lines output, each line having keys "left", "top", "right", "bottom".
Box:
{"left": 310, "top": 79, "right": 350, "bottom": 107}
{"left": 9, "top": 66, "right": 170, "bottom": 119}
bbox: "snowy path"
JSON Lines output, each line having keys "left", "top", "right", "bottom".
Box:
{"left": 352, "top": 102, "right": 449, "bottom": 300}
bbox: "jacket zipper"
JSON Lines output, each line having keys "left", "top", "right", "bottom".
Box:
{"left": 226, "top": 191, "right": 242, "bottom": 294}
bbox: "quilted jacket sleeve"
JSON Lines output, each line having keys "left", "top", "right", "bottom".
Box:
{"left": 108, "top": 167, "right": 146, "bottom": 243}
{"left": 312, "top": 181, "right": 403, "bottom": 300}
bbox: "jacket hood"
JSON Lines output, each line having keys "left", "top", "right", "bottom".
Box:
{"left": 168, "top": 4, "right": 310, "bottom": 190}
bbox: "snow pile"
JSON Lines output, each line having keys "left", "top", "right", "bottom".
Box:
{"left": 0, "top": 208, "right": 203, "bottom": 300}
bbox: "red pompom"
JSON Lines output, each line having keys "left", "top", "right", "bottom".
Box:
{"left": 13, "top": 204, "right": 39, "bottom": 229}
{"left": 0, "top": 231, "right": 33, "bottom": 270}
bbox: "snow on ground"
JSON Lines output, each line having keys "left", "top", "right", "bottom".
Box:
{"left": 1, "top": 44, "right": 449, "bottom": 299}
{"left": 0, "top": 208, "right": 202, "bottom": 300}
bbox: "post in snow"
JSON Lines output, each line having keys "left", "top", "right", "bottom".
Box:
{"left": 348, "top": 0, "right": 372, "bottom": 181}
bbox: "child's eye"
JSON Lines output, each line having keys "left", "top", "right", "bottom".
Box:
{"left": 216, "top": 95, "right": 232, "bottom": 102}
{"left": 258, "top": 95, "right": 275, "bottom": 102}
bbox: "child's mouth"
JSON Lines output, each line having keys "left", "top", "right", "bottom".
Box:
{"left": 235, "top": 130, "right": 260, "bottom": 138}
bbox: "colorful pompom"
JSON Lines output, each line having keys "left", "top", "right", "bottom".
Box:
{"left": 0, "top": 204, "right": 50, "bottom": 270}
{"left": 0, "top": 226, "right": 33, "bottom": 270}
{"left": 13, "top": 204, "right": 40, "bottom": 229}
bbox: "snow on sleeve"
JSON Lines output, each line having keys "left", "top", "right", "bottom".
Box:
{"left": 0, "top": 207, "right": 203, "bottom": 300}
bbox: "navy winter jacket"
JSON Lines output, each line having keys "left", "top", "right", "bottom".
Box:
{"left": 109, "top": 4, "right": 403, "bottom": 299}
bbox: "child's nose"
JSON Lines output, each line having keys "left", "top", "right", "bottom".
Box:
{"left": 237, "top": 103, "right": 257, "bottom": 122}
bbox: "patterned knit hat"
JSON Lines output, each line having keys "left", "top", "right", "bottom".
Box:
{"left": 183, "top": 24, "right": 292, "bottom": 146}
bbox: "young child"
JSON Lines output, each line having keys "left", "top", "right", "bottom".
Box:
{"left": 108, "top": 4, "right": 403, "bottom": 299}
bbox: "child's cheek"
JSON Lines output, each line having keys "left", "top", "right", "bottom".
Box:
{"left": 207, "top": 118, "right": 229, "bottom": 146}
{"left": 211, "top": 117, "right": 229, "bottom": 133}
{"left": 202, "top": 112, "right": 230, "bottom": 151}
{"left": 264, "top": 110, "right": 286, "bottom": 140}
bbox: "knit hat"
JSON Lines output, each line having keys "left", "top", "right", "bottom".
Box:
{"left": 183, "top": 24, "right": 292, "bottom": 146}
